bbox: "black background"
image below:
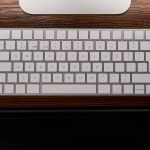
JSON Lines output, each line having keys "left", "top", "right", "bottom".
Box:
{"left": 0, "top": 110, "right": 149, "bottom": 150}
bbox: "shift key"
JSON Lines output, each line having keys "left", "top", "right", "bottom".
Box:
{"left": 132, "top": 74, "right": 150, "bottom": 83}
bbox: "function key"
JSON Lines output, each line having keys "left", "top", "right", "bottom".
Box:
{"left": 12, "top": 30, "right": 21, "bottom": 39}
{"left": 0, "top": 30, "right": 10, "bottom": 39}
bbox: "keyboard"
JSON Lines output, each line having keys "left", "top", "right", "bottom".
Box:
{"left": 0, "top": 28, "right": 150, "bottom": 95}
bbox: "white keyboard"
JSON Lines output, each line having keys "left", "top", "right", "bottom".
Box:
{"left": 0, "top": 28, "right": 150, "bottom": 95}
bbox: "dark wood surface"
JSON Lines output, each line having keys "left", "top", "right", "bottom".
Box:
{"left": 0, "top": 0, "right": 150, "bottom": 110}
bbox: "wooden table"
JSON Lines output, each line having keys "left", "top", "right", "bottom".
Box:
{"left": 0, "top": 0, "right": 150, "bottom": 110}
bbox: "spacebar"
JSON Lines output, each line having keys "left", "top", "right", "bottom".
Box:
{"left": 42, "top": 84, "right": 96, "bottom": 94}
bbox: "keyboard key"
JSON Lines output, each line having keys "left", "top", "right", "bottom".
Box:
{"left": 12, "top": 30, "right": 21, "bottom": 39}
{"left": 0, "top": 63, "right": 11, "bottom": 72}
{"left": 0, "top": 30, "right": 10, "bottom": 39}
{"left": 68, "top": 30, "right": 77, "bottom": 39}
{"left": 46, "top": 30, "right": 55, "bottom": 39}
{"left": 34, "top": 30, "right": 43, "bottom": 39}
{"left": 16, "top": 84, "right": 26, "bottom": 94}
{"left": 23, "top": 30, "right": 32, "bottom": 39}
{"left": 124, "top": 85, "right": 133, "bottom": 94}
{"left": 27, "top": 84, "right": 39, "bottom": 94}
{"left": 4, "top": 84, "right": 14, "bottom": 94}
{"left": 0, "top": 52, "right": 9, "bottom": 61}
{"left": 42, "top": 84, "right": 96, "bottom": 94}
{"left": 98, "top": 84, "right": 110, "bottom": 94}
{"left": 132, "top": 74, "right": 150, "bottom": 83}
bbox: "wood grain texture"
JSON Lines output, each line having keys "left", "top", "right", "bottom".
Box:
{"left": 0, "top": 0, "right": 150, "bottom": 110}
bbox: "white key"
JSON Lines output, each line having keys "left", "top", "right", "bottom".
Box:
{"left": 36, "top": 63, "right": 46, "bottom": 72}
{"left": 90, "top": 31, "right": 99, "bottom": 39}
{"left": 132, "top": 74, "right": 150, "bottom": 83}
{"left": 90, "top": 52, "right": 99, "bottom": 61}
{"left": 96, "top": 41, "right": 105, "bottom": 50}
{"left": 135, "top": 52, "right": 144, "bottom": 61}
{"left": 87, "top": 74, "right": 96, "bottom": 83}
{"left": 22, "top": 52, "right": 32, "bottom": 61}
{"left": 107, "top": 41, "right": 116, "bottom": 50}
{"left": 13, "top": 63, "right": 23, "bottom": 72}
{"left": 118, "top": 41, "right": 127, "bottom": 50}
{"left": 124, "top": 85, "right": 133, "bottom": 94}
{"left": 104, "top": 63, "right": 113, "bottom": 72}
{"left": 135, "top": 31, "right": 144, "bottom": 40}
{"left": 110, "top": 74, "right": 119, "bottom": 83}
{"left": 98, "top": 74, "right": 108, "bottom": 83}
{"left": 16, "top": 84, "right": 26, "bottom": 94}
{"left": 57, "top": 30, "right": 66, "bottom": 39}
{"left": 62, "top": 41, "right": 71, "bottom": 50}
{"left": 70, "top": 63, "right": 80, "bottom": 72}
{"left": 51, "top": 41, "right": 60, "bottom": 50}
{"left": 53, "top": 73, "right": 63, "bottom": 83}
{"left": 64, "top": 74, "right": 74, "bottom": 83}
{"left": 19, "top": 73, "right": 28, "bottom": 83}
{"left": 0, "top": 41, "right": 4, "bottom": 50}
{"left": 68, "top": 30, "right": 77, "bottom": 39}
{"left": 17, "top": 41, "right": 26, "bottom": 50}
{"left": 27, "top": 84, "right": 39, "bottom": 94}
{"left": 135, "top": 85, "right": 144, "bottom": 92}
{"left": 59, "top": 63, "right": 68, "bottom": 72}
{"left": 138, "top": 63, "right": 147, "bottom": 72}
{"left": 30, "top": 73, "right": 40, "bottom": 83}
{"left": 48, "top": 63, "right": 57, "bottom": 72}
{"left": 0, "top": 30, "right": 10, "bottom": 39}
{"left": 146, "top": 31, "right": 150, "bottom": 40}
{"left": 85, "top": 41, "right": 94, "bottom": 50}
{"left": 79, "top": 30, "right": 88, "bottom": 39}
{"left": 6, "top": 41, "right": 15, "bottom": 50}
{"left": 126, "top": 63, "right": 136, "bottom": 72}
{"left": 135, "top": 85, "right": 145, "bottom": 94}
{"left": 140, "top": 42, "right": 150, "bottom": 51}
{"left": 4, "top": 84, "right": 14, "bottom": 94}
{"left": 0, "top": 52, "right": 9, "bottom": 60}
{"left": 46, "top": 30, "right": 55, "bottom": 39}
{"left": 101, "top": 52, "right": 110, "bottom": 61}
{"left": 28, "top": 41, "right": 38, "bottom": 50}
{"left": 101, "top": 31, "right": 111, "bottom": 39}
{"left": 121, "top": 74, "right": 130, "bottom": 83}
{"left": 42, "top": 84, "right": 96, "bottom": 94}
{"left": 76, "top": 74, "right": 85, "bottom": 83}
{"left": 34, "top": 30, "right": 43, "bottom": 39}
{"left": 98, "top": 84, "right": 110, "bottom": 94}
{"left": 0, "top": 63, "right": 11, "bottom": 72}
{"left": 113, "top": 31, "right": 122, "bottom": 40}
{"left": 68, "top": 52, "right": 77, "bottom": 61}
{"left": 45, "top": 52, "right": 54, "bottom": 61}
{"left": 129, "top": 41, "right": 139, "bottom": 50}
{"left": 0, "top": 84, "right": 2, "bottom": 93}
{"left": 73, "top": 41, "right": 82, "bottom": 50}
{"left": 115, "top": 63, "right": 125, "bottom": 72}
{"left": 112, "top": 85, "right": 122, "bottom": 94}
{"left": 146, "top": 52, "right": 150, "bottom": 62}
{"left": 34, "top": 52, "right": 43, "bottom": 61}
{"left": 40, "top": 41, "right": 49, "bottom": 50}
{"left": 42, "top": 73, "right": 51, "bottom": 83}
{"left": 8, "top": 73, "right": 17, "bottom": 83}
{"left": 81, "top": 63, "right": 91, "bottom": 72}
{"left": 56, "top": 52, "right": 66, "bottom": 61}
{"left": 124, "top": 52, "right": 133, "bottom": 61}
{"left": 23, "top": 30, "right": 32, "bottom": 39}
{"left": 146, "top": 85, "right": 150, "bottom": 94}
{"left": 124, "top": 31, "right": 133, "bottom": 40}
{"left": 113, "top": 52, "right": 122, "bottom": 61}
{"left": 0, "top": 73, "right": 6, "bottom": 83}
{"left": 93, "top": 63, "right": 102, "bottom": 72}
{"left": 25, "top": 63, "right": 34, "bottom": 72}
{"left": 79, "top": 52, "right": 88, "bottom": 61}
{"left": 12, "top": 30, "right": 21, "bottom": 39}
{"left": 11, "top": 52, "right": 20, "bottom": 61}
